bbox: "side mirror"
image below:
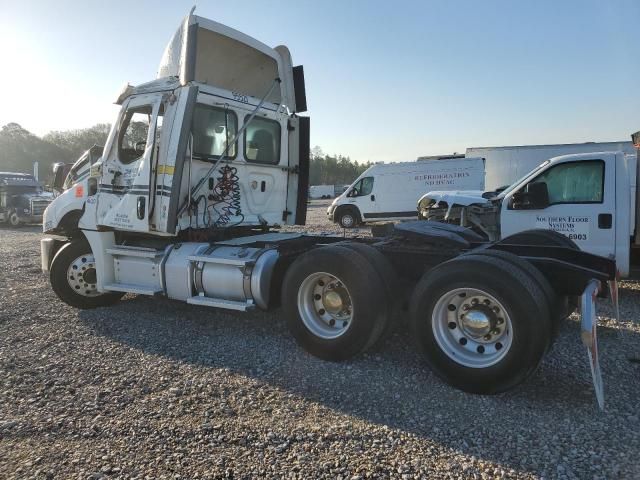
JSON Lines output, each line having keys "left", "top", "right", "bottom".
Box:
{"left": 511, "top": 182, "right": 549, "bottom": 210}
{"left": 52, "top": 163, "right": 67, "bottom": 192}
{"left": 527, "top": 182, "right": 549, "bottom": 208}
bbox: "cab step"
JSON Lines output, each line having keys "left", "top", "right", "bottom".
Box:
{"left": 103, "top": 283, "right": 163, "bottom": 296}
{"left": 186, "top": 296, "right": 255, "bottom": 311}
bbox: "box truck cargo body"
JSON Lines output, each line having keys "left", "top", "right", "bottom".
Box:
{"left": 327, "top": 158, "right": 485, "bottom": 228}
{"left": 467, "top": 142, "right": 635, "bottom": 191}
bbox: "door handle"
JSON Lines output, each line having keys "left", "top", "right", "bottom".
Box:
{"left": 598, "top": 213, "right": 612, "bottom": 229}
{"left": 137, "top": 196, "right": 146, "bottom": 220}
{"left": 370, "top": 194, "right": 375, "bottom": 201}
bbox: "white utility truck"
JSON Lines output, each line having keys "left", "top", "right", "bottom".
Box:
{"left": 327, "top": 158, "right": 485, "bottom": 228}
{"left": 466, "top": 141, "right": 636, "bottom": 191}
{"left": 419, "top": 143, "right": 639, "bottom": 277}
{"left": 42, "top": 12, "right": 618, "bottom": 407}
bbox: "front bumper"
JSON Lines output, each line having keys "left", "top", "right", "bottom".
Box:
{"left": 326, "top": 205, "right": 336, "bottom": 222}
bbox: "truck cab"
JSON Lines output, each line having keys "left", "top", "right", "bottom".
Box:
{"left": 43, "top": 13, "right": 308, "bottom": 241}
{"left": 420, "top": 150, "right": 636, "bottom": 276}
{"left": 0, "top": 172, "right": 52, "bottom": 226}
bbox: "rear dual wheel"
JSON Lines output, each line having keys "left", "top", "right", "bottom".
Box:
{"left": 282, "top": 243, "right": 395, "bottom": 361}
{"left": 409, "top": 252, "right": 552, "bottom": 394}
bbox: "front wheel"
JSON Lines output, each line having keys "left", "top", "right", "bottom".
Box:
{"left": 8, "top": 211, "right": 20, "bottom": 227}
{"left": 50, "top": 240, "right": 124, "bottom": 309}
{"left": 336, "top": 208, "right": 359, "bottom": 228}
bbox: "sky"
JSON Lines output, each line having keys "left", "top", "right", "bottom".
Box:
{"left": 0, "top": 0, "right": 638, "bottom": 162}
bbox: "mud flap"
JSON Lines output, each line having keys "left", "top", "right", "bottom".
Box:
{"left": 580, "top": 279, "right": 604, "bottom": 410}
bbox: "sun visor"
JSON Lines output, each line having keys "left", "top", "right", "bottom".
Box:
{"left": 157, "top": 15, "right": 288, "bottom": 108}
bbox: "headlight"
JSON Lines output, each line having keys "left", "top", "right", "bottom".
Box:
{"left": 23, "top": 208, "right": 30, "bottom": 214}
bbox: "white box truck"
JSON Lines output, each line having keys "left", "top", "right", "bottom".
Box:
{"left": 39, "top": 11, "right": 617, "bottom": 407}
{"left": 466, "top": 141, "right": 636, "bottom": 191}
{"left": 327, "top": 158, "right": 485, "bottom": 228}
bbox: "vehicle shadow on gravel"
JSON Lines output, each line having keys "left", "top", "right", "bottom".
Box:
{"left": 77, "top": 293, "right": 640, "bottom": 475}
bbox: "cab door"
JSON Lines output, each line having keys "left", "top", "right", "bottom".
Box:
{"left": 96, "top": 93, "right": 164, "bottom": 233}
{"left": 346, "top": 176, "right": 376, "bottom": 220}
{"left": 500, "top": 154, "right": 616, "bottom": 258}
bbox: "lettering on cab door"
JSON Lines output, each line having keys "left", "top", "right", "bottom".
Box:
{"left": 535, "top": 215, "right": 590, "bottom": 241}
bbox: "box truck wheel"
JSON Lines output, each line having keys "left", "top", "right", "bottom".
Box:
{"left": 282, "top": 244, "right": 389, "bottom": 360}
{"left": 8, "top": 211, "right": 21, "bottom": 227}
{"left": 409, "top": 254, "right": 551, "bottom": 394}
{"left": 336, "top": 207, "right": 360, "bottom": 228}
{"left": 500, "top": 229, "right": 579, "bottom": 321}
{"left": 50, "top": 240, "right": 124, "bottom": 309}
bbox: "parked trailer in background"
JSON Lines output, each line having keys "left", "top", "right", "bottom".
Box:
{"left": 466, "top": 141, "right": 635, "bottom": 191}
{"left": 309, "top": 184, "right": 334, "bottom": 199}
{"left": 327, "top": 158, "right": 485, "bottom": 228}
{"left": 41, "top": 12, "right": 617, "bottom": 408}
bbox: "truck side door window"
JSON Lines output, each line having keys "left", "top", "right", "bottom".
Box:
{"left": 531, "top": 160, "right": 604, "bottom": 204}
{"left": 244, "top": 116, "right": 281, "bottom": 164}
{"left": 192, "top": 104, "right": 238, "bottom": 160}
{"left": 118, "top": 106, "right": 152, "bottom": 164}
{"left": 348, "top": 177, "right": 374, "bottom": 197}
{"left": 359, "top": 177, "right": 374, "bottom": 196}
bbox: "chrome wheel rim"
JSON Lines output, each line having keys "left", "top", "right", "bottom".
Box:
{"left": 67, "top": 253, "right": 100, "bottom": 297}
{"left": 432, "top": 288, "right": 512, "bottom": 368}
{"left": 298, "top": 272, "right": 353, "bottom": 339}
{"left": 341, "top": 214, "right": 354, "bottom": 228}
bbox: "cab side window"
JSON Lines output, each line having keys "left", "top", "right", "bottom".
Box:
{"left": 192, "top": 105, "right": 238, "bottom": 160}
{"left": 532, "top": 160, "right": 604, "bottom": 204}
{"left": 349, "top": 177, "right": 374, "bottom": 197}
{"left": 244, "top": 116, "right": 281, "bottom": 164}
{"left": 118, "top": 106, "right": 152, "bottom": 164}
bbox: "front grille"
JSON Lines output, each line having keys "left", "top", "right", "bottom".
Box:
{"left": 30, "top": 199, "right": 50, "bottom": 216}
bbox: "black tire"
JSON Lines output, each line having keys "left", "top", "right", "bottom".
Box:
{"left": 463, "top": 248, "right": 557, "bottom": 353}
{"left": 409, "top": 254, "right": 552, "bottom": 394}
{"left": 339, "top": 242, "right": 400, "bottom": 345}
{"left": 336, "top": 207, "right": 360, "bottom": 229}
{"left": 8, "top": 211, "right": 20, "bottom": 227}
{"left": 282, "top": 244, "right": 388, "bottom": 361}
{"left": 500, "top": 229, "right": 579, "bottom": 319}
{"left": 50, "top": 240, "right": 125, "bottom": 309}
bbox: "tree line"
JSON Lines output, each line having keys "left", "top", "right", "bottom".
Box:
{"left": 0, "top": 122, "right": 369, "bottom": 186}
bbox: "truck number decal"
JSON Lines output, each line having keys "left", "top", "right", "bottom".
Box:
{"left": 232, "top": 92, "right": 249, "bottom": 103}
{"left": 535, "top": 215, "right": 590, "bottom": 241}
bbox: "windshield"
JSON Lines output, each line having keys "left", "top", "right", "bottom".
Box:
{"left": 496, "top": 160, "right": 550, "bottom": 199}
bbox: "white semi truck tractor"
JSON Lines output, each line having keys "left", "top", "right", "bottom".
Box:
{"left": 42, "top": 13, "right": 618, "bottom": 407}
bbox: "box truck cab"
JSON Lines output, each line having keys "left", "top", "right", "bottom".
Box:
{"left": 327, "top": 158, "right": 485, "bottom": 228}
{"left": 420, "top": 150, "right": 637, "bottom": 276}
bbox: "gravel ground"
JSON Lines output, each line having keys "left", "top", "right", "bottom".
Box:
{"left": 1, "top": 200, "right": 640, "bottom": 479}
